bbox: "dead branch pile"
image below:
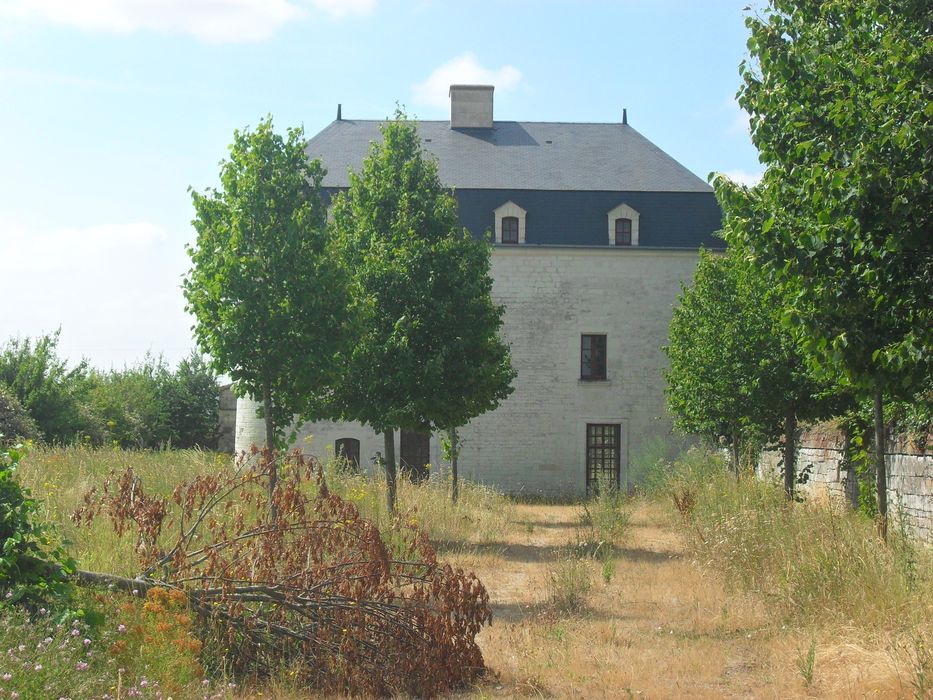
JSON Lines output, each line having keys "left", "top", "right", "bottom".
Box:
{"left": 73, "top": 448, "right": 492, "bottom": 697}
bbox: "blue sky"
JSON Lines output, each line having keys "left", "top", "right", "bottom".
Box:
{"left": 0, "top": 0, "right": 763, "bottom": 370}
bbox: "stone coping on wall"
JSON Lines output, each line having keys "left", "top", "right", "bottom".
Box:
{"left": 795, "top": 422, "right": 930, "bottom": 456}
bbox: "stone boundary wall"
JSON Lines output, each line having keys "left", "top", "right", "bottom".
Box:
{"left": 758, "top": 425, "right": 932, "bottom": 542}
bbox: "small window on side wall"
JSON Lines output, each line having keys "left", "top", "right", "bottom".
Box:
{"left": 615, "top": 218, "right": 632, "bottom": 246}
{"left": 581, "top": 334, "right": 607, "bottom": 381}
{"left": 335, "top": 438, "right": 360, "bottom": 470}
{"left": 501, "top": 216, "right": 519, "bottom": 244}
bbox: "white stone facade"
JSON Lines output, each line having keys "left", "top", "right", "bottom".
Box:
{"left": 236, "top": 245, "right": 699, "bottom": 496}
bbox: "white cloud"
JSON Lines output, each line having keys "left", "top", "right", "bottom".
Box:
{"left": 0, "top": 0, "right": 374, "bottom": 42}
{"left": 0, "top": 221, "right": 196, "bottom": 369}
{"left": 722, "top": 169, "right": 763, "bottom": 187}
{"left": 412, "top": 53, "right": 523, "bottom": 108}
{"left": 307, "top": 0, "right": 375, "bottom": 18}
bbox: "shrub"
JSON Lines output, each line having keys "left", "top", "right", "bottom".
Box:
{"left": 545, "top": 551, "right": 591, "bottom": 615}
{"left": 74, "top": 449, "right": 493, "bottom": 697}
{"left": 0, "top": 384, "right": 39, "bottom": 445}
{"left": 0, "top": 332, "right": 99, "bottom": 444}
{"left": 0, "top": 443, "right": 75, "bottom": 608}
{"left": 87, "top": 359, "right": 170, "bottom": 448}
{"left": 579, "top": 476, "right": 630, "bottom": 552}
{"left": 86, "top": 353, "right": 219, "bottom": 449}
{"left": 158, "top": 353, "right": 219, "bottom": 449}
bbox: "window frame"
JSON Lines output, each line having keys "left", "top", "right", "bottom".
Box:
{"left": 334, "top": 437, "right": 360, "bottom": 469}
{"left": 493, "top": 201, "right": 527, "bottom": 244}
{"left": 580, "top": 334, "right": 608, "bottom": 381}
{"left": 615, "top": 218, "right": 632, "bottom": 246}
{"left": 585, "top": 423, "right": 621, "bottom": 494}
{"left": 607, "top": 203, "right": 640, "bottom": 246}
{"left": 501, "top": 216, "right": 519, "bottom": 244}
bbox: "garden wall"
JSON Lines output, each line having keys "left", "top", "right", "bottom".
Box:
{"left": 758, "top": 425, "right": 932, "bottom": 542}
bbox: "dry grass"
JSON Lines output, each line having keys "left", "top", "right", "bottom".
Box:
{"left": 14, "top": 446, "right": 931, "bottom": 698}
{"left": 458, "top": 501, "right": 929, "bottom": 699}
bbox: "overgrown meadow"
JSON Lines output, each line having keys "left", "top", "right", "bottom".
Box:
{"left": 2, "top": 445, "right": 930, "bottom": 698}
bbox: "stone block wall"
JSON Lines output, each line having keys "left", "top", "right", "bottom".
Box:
{"left": 759, "top": 425, "right": 932, "bottom": 542}
{"left": 236, "top": 246, "right": 700, "bottom": 496}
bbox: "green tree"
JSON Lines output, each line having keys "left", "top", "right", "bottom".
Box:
{"left": 158, "top": 353, "right": 219, "bottom": 449}
{"left": 185, "top": 116, "right": 348, "bottom": 464}
{"left": 664, "top": 248, "right": 827, "bottom": 495}
{"left": 0, "top": 331, "right": 99, "bottom": 444}
{"left": 331, "top": 113, "right": 514, "bottom": 511}
{"left": 0, "top": 384, "right": 39, "bottom": 446}
{"left": 715, "top": 0, "right": 932, "bottom": 525}
{"left": 86, "top": 357, "right": 170, "bottom": 449}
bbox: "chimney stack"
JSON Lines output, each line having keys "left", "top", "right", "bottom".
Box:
{"left": 449, "top": 85, "right": 494, "bottom": 129}
{"left": 622, "top": 108, "right": 628, "bottom": 125}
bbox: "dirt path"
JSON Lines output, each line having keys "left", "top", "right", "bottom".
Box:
{"left": 449, "top": 501, "right": 906, "bottom": 699}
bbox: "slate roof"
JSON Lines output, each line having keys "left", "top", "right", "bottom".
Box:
{"left": 307, "top": 119, "right": 712, "bottom": 193}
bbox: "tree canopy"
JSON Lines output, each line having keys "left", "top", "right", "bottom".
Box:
{"left": 714, "top": 0, "right": 931, "bottom": 521}
{"left": 185, "top": 116, "right": 348, "bottom": 451}
{"left": 664, "top": 247, "right": 828, "bottom": 491}
{"left": 331, "top": 112, "right": 514, "bottom": 510}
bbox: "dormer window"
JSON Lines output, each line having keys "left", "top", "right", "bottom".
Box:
{"left": 494, "top": 201, "right": 527, "bottom": 244}
{"left": 502, "top": 216, "right": 519, "bottom": 244}
{"left": 607, "top": 203, "right": 640, "bottom": 246}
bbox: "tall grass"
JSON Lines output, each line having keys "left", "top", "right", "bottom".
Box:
{"left": 19, "top": 445, "right": 228, "bottom": 575}
{"left": 18, "top": 446, "right": 513, "bottom": 575}
{"left": 319, "top": 459, "right": 514, "bottom": 548}
{"left": 664, "top": 448, "right": 933, "bottom": 633}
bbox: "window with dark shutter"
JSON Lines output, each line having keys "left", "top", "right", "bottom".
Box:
{"left": 615, "top": 218, "right": 632, "bottom": 246}
{"left": 501, "top": 216, "right": 519, "bottom": 244}
{"left": 580, "top": 334, "right": 607, "bottom": 380}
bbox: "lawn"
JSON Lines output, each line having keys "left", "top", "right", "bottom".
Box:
{"left": 7, "top": 446, "right": 931, "bottom": 698}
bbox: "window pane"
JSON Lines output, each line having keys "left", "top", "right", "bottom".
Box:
{"left": 581, "top": 334, "right": 607, "bottom": 380}
{"left": 502, "top": 216, "right": 519, "bottom": 244}
{"left": 615, "top": 218, "right": 632, "bottom": 246}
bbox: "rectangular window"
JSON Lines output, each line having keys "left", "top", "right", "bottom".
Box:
{"left": 586, "top": 423, "right": 621, "bottom": 493}
{"left": 501, "top": 216, "right": 519, "bottom": 244}
{"left": 615, "top": 218, "right": 632, "bottom": 246}
{"left": 580, "top": 334, "right": 607, "bottom": 380}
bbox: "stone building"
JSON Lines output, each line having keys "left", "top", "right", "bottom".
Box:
{"left": 235, "top": 85, "right": 723, "bottom": 496}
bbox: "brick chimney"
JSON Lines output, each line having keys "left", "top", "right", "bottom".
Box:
{"left": 449, "top": 85, "right": 494, "bottom": 129}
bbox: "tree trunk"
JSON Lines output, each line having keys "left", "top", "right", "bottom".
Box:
{"left": 873, "top": 384, "right": 887, "bottom": 540}
{"left": 841, "top": 427, "right": 860, "bottom": 510}
{"left": 783, "top": 405, "right": 797, "bottom": 500}
{"left": 262, "top": 383, "right": 278, "bottom": 522}
{"left": 383, "top": 429, "right": 397, "bottom": 515}
{"left": 450, "top": 428, "right": 459, "bottom": 504}
{"left": 730, "top": 436, "right": 741, "bottom": 476}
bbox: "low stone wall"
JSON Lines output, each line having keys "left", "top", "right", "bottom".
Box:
{"left": 758, "top": 425, "right": 932, "bottom": 542}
